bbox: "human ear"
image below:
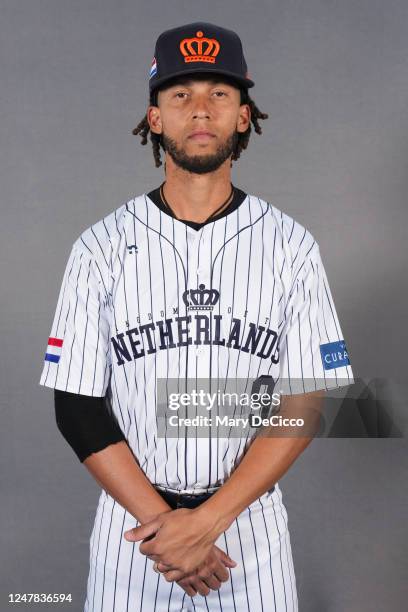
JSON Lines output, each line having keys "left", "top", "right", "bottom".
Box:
{"left": 147, "top": 106, "right": 162, "bottom": 135}
{"left": 237, "top": 103, "right": 251, "bottom": 133}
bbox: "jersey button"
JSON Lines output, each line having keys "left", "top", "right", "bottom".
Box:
{"left": 196, "top": 268, "right": 200, "bottom": 274}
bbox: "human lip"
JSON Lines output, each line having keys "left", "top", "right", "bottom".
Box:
{"left": 188, "top": 130, "right": 216, "bottom": 140}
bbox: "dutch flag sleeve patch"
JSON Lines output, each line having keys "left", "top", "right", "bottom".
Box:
{"left": 44, "top": 336, "right": 64, "bottom": 364}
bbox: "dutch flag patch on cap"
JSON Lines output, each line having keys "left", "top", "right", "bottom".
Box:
{"left": 44, "top": 337, "right": 63, "bottom": 364}
{"left": 149, "top": 57, "right": 157, "bottom": 78}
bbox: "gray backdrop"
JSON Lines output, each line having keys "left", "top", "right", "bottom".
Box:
{"left": 1, "top": 0, "right": 407, "bottom": 610}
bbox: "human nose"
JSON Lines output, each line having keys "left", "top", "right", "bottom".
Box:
{"left": 191, "top": 95, "right": 211, "bottom": 119}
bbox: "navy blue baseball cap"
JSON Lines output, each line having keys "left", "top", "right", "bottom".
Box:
{"left": 148, "top": 22, "right": 255, "bottom": 96}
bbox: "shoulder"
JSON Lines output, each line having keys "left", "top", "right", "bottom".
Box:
{"left": 66, "top": 195, "right": 146, "bottom": 287}
{"left": 251, "top": 194, "right": 321, "bottom": 278}
{"left": 70, "top": 192, "right": 148, "bottom": 262}
{"left": 66, "top": 195, "right": 146, "bottom": 297}
{"left": 71, "top": 201, "right": 128, "bottom": 259}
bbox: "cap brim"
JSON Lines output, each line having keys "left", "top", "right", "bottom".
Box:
{"left": 150, "top": 68, "right": 255, "bottom": 93}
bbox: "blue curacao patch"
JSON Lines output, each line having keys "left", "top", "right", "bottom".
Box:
{"left": 320, "top": 340, "right": 350, "bottom": 371}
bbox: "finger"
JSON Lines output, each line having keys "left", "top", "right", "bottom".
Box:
{"left": 177, "top": 579, "right": 197, "bottom": 598}
{"left": 156, "top": 561, "right": 172, "bottom": 572}
{"left": 212, "top": 559, "right": 230, "bottom": 582}
{"left": 220, "top": 550, "right": 238, "bottom": 568}
{"left": 192, "top": 579, "right": 211, "bottom": 597}
{"left": 153, "top": 561, "right": 170, "bottom": 570}
{"left": 139, "top": 542, "right": 158, "bottom": 557}
{"left": 200, "top": 574, "right": 221, "bottom": 591}
{"left": 124, "top": 519, "right": 161, "bottom": 542}
{"left": 214, "top": 546, "right": 238, "bottom": 568}
{"left": 141, "top": 533, "right": 156, "bottom": 543}
{"left": 161, "top": 569, "right": 188, "bottom": 582}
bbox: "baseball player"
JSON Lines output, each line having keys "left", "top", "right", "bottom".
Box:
{"left": 39, "top": 22, "right": 355, "bottom": 612}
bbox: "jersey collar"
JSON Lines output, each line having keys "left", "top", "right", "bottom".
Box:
{"left": 145, "top": 184, "right": 248, "bottom": 231}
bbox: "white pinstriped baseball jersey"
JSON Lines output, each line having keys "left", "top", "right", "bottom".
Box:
{"left": 39, "top": 191, "right": 354, "bottom": 491}
{"left": 39, "top": 190, "right": 354, "bottom": 611}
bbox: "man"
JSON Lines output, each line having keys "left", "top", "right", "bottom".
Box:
{"left": 39, "top": 22, "right": 354, "bottom": 611}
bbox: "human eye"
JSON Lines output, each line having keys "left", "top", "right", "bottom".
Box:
{"left": 213, "top": 90, "right": 227, "bottom": 98}
{"left": 174, "top": 91, "right": 188, "bottom": 99}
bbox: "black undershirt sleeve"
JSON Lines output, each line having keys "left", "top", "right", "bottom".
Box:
{"left": 54, "top": 389, "right": 126, "bottom": 463}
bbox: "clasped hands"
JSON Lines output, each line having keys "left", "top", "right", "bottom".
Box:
{"left": 123, "top": 506, "right": 237, "bottom": 597}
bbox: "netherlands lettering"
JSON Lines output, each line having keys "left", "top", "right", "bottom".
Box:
{"left": 110, "top": 314, "right": 279, "bottom": 366}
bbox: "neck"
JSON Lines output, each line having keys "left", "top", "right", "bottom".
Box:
{"left": 162, "top": 155, "right": 234, "bottom": 223}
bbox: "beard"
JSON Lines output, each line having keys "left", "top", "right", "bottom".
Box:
{"left": 161, "top": 129, "right": 239, "bottom": 175}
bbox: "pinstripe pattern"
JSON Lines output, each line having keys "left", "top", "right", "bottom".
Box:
{"left": 83, "top": 485, "right": 298, "bottom": 611}
{"left": 39, "top": 191, "right": 354, "bottom": 611}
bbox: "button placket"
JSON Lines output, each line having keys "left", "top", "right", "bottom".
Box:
{"left": 197, "top": 227, "right": 208, "bottom": 280}
{"left": 187, "top": 227, "right": 207, "bottom": 283}
{"left": 186, "top": 227, "right": 211, "bottom": 364}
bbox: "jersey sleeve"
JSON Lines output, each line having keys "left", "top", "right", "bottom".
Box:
{"left": 277, "top": 243, "right": 355, "bottom": 394}
{"left": 38, "top": 242, "right": 112, "bottom": 396}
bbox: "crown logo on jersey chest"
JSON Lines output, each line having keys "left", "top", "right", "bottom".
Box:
{"left": 182, "top": 283, "right": 220, "bottom": 311}
{"left": 179, "top": 31, "right": 220, "bottom": 64}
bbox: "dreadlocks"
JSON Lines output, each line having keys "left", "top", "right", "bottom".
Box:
{"left": 132, "top": 77, "right": 268, "bottom": 168}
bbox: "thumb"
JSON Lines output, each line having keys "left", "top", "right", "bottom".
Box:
{"left": 124, "top": 519, "right": 161, "bottom": 542}
{"left": 220, "top": 550, "right": 237, "bottom": 567}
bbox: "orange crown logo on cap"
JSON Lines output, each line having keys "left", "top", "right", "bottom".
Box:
{"left": 179, "top": 30, "right": 220, "bottom": 64}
